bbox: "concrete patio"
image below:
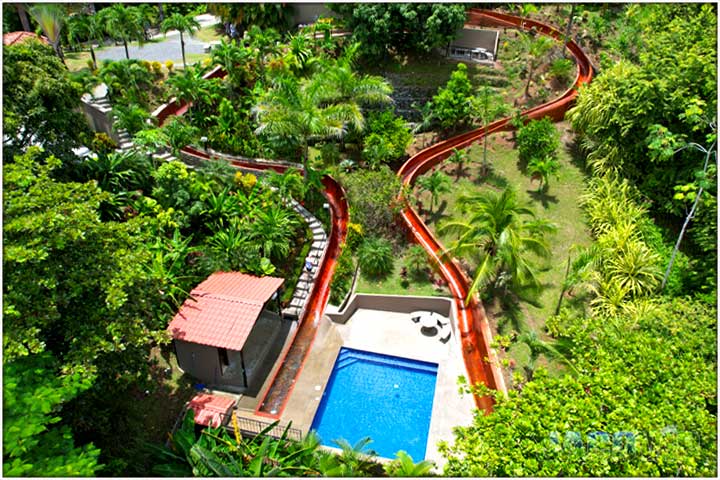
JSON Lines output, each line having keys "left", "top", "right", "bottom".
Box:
{"left": 277, "top": 295, "right": 476, "bottom": 467}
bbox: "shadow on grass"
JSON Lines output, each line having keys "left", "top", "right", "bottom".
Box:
{"left": 479, "top": 169, "right": 510, "bottom": 189}
{"left": 424, "top": 199, "right": 449, "bottom": 226}
{"left": 528, "top": 188, "right": 559, "bottom": 209}
{"left": 566, "top": 136, "right": 591, "bottom": 174}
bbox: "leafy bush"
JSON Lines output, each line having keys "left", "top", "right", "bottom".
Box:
{"left": 113, "top": 104, "right": 150, "bottom": 135}
{"left": 516, "top": 117, "right": 560, "bottom": 164}
{"left": 90, "top": 132, "right": 118, "bottom": 155}
{"left": 319, "top": 142, "right": 341, "bottom": 166}
{"left": 330, "top": 243, "right": 356, "bottom": 305}
{"left": 161, "top": 116, "right": 200, "bottom": 156}
{"left": 364, "top": 110, "right": 412, "bottom": 160}
{"left": 339, "top": 165, "right": 403, "bottom": 241}
{"left": 428, "top": 63, "right": 474, "bottom": 132}
{"left": 445, "top": 297, "right": 717, "bottom": 477}
{"left": 548, "top": 58, "right": 575, "bottom": 84}
{"left": 358, "top": 237, "right": 394, "bottom": 279}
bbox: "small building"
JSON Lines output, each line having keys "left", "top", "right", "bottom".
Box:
{"left": 3, "top": 31, "right": 50, "bottom": 47}
{"left": 169, "top": 272, "right": 286, "bottom": 392}
{"left": 446, "top": 27, "right": 500, "bottom": 63}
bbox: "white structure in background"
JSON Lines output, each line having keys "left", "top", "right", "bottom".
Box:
{"left": 445, "top": 27, "right": 500, "bottom": 64}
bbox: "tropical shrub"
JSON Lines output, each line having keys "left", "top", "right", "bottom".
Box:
{"left": 330, "top": 243, "right": 356, "bottom": 305}
{"left": 339, "top": 166, "right": 403, "bottom": 241}
{"left": 516, "top": 117, "right": 560, "bottom": 165}
{"left": 444, "top": 297, "right": 717, "bottom": 477}
{"left": 427, "top": 63, "right": 475, "bottom": 132}
{"left": 90, "top": 132, "right": 118, "bottom": 156}
{"left": 548, "top": 57, "right": 575, "bottom": 84}
{"left": 358, "top": 237, "right": 395, "bottom": 279}
{"left": 364, "top": 110, "right": 412, "bottom": 161}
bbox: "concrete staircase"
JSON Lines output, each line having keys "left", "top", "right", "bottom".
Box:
{"left": 281, "top": 200, "right": 329, "bottom": 320}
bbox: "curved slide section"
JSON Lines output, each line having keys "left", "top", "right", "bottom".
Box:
{"left": 155, "top": 81, "right": 349, "bottom": 418}
{"left": 177, "top": 147, "right": 349, "bottom": 418}
{"left": 397, "top": 8, "right": 594, "bottom": 413}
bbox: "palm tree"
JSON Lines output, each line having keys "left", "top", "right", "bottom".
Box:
{"left": 332, "top": 437, "right": 380, "bottom": 476}
{"left": 67, "top": 13, "right": 104, "bottom": 70}
{"left": 100, "top": 4, "right": 142, "bottom": 60}
{"left": 384, "top": 451, "right": 435, "bottom": 477}
{"left": 472, "top": 86, "right": 509, "bottom": 175}
{"left": 446, "top": 147, "right": 469, "bottom": 181}
{"left": 314, "top": 59, "right": 393, "bottom": 110}
{"left": 417, "top": 170, "right": 451, "bottom": 214}
{"left": 211, "top": 39, "right": 256, "bottom": 88}
{"left": 166, "top": 66, "right": 219, "bottom": 122}
{"left": 135, "top": 3, "right": 158, "bottom": 41}
{"left": 28, "top": 3, "right": 66, "bottom": 64}
{"left": 248, "top": 204, "right": 301, "bottom": 263}
{"left": 440, "top": 187, "right": 557, "bottom": 302}
{"left": 516, "top": 330, "right": 578, "bottom": 381}
{"left": 528, "top": 155, "right": 561, "bottom": 192}
{"left": 521, "top": 34, "right": 554, "bottom": 98}
{"left": 253, "top": 74, "right": 361, "bottom": 163}
{"left": 161, "top": 12, "right": 201, "bottom": 68}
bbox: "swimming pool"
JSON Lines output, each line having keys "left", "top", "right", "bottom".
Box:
{"left": 310, "top": 347, "right": 438, "bottom": 460}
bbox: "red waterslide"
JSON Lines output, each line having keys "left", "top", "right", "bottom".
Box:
{"left": 157, "top": 79, "right": 349, "bottom": 418}
{"left": 397, "top": 8, "right": 594, "bottom": 413}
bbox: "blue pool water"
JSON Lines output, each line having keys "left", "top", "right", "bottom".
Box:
{"left": 310, "top": 347, "right": 438, "bottom": 460}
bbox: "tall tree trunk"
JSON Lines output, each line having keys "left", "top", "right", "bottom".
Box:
{"left": 53, "top": 42, "right": 67, "bottom": 66}
{"left": 180, "top": 31, "right": 186, "bottom": 68}
{"left": 90, "top": 45, "right": 97, "bottom": 70}
{"left": 16, "top": 4, "right": 31, "bottom": 31}
{"left": 482, "top": 127, "right": 490, "bottom": 176}
{"left": 562, "top": 5, "right": 576, "bottom": 59}
{"left": 123, "top": 39, "right": 129, "bottom": 59}
{"left": 524, "top": 61, "right": 534, "bottom": 98}
{"left": 158, "top": 3, "right": 164, "bottom": 22}
{"left": 661, "top": 140, "right": 716, "bottom": 291}
{"left": 555, "top": 254, "right": 572, "bottom": 315}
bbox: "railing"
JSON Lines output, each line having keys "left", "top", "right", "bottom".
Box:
{"left": 228, "top": 413, "right": 304, "bottom": 442}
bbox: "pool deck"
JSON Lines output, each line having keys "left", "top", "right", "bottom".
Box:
{"left": 277, "top": 306, "right": 476, "bottom": 468}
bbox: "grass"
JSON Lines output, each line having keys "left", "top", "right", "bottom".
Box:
{"left": 64, "top": 50, "right": 93, "bottom": 71}
{"left": 191, "top": 24, "right": 224, "bottom": 43}
{"left": 366, "top": 53, "right": 511, "bottom": 91}
{"left": 416, "top": 123, "right": 591, "bottom": 376}
{"left": 356, "top": 247, "right": 452, "bottom": 298}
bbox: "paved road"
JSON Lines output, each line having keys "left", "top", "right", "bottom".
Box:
{"left": 95, "top": 14, "right": 219, "bottom": 64}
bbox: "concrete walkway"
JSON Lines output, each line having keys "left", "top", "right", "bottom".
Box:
{"left": 95, "top": 14, "right": 219, "bottom": 64}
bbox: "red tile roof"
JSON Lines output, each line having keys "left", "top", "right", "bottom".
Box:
{"left": 3, "top": 31, "right": 50, "bottom": 46}
{"left": 168, "top": 272, "right": 284, "bottom": 351}
{"left": 188, "top": 393, "right": 236, "bottom": 427}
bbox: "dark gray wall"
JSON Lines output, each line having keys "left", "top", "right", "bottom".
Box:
{"left": 292, "top": 3, "right": 336, "bottom": 26}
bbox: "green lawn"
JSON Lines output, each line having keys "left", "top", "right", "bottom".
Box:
{"left": 416, "top": 123, "right": 591, "bottom": 373}
{"left": 356, "top": 247, "right": 451, "bottom": 298}
{"left": 192, "top": 24, "right": 223, "bottom": 43}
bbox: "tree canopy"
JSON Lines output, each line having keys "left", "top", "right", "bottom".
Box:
{"left": 2, "top": 39, "right": 89, "bottom": 164}
{"left": 331, "top": 3, "right": 466, "bottom": 59}
{"left": 442, "top": 297, "right": 717, "bottom": 477}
